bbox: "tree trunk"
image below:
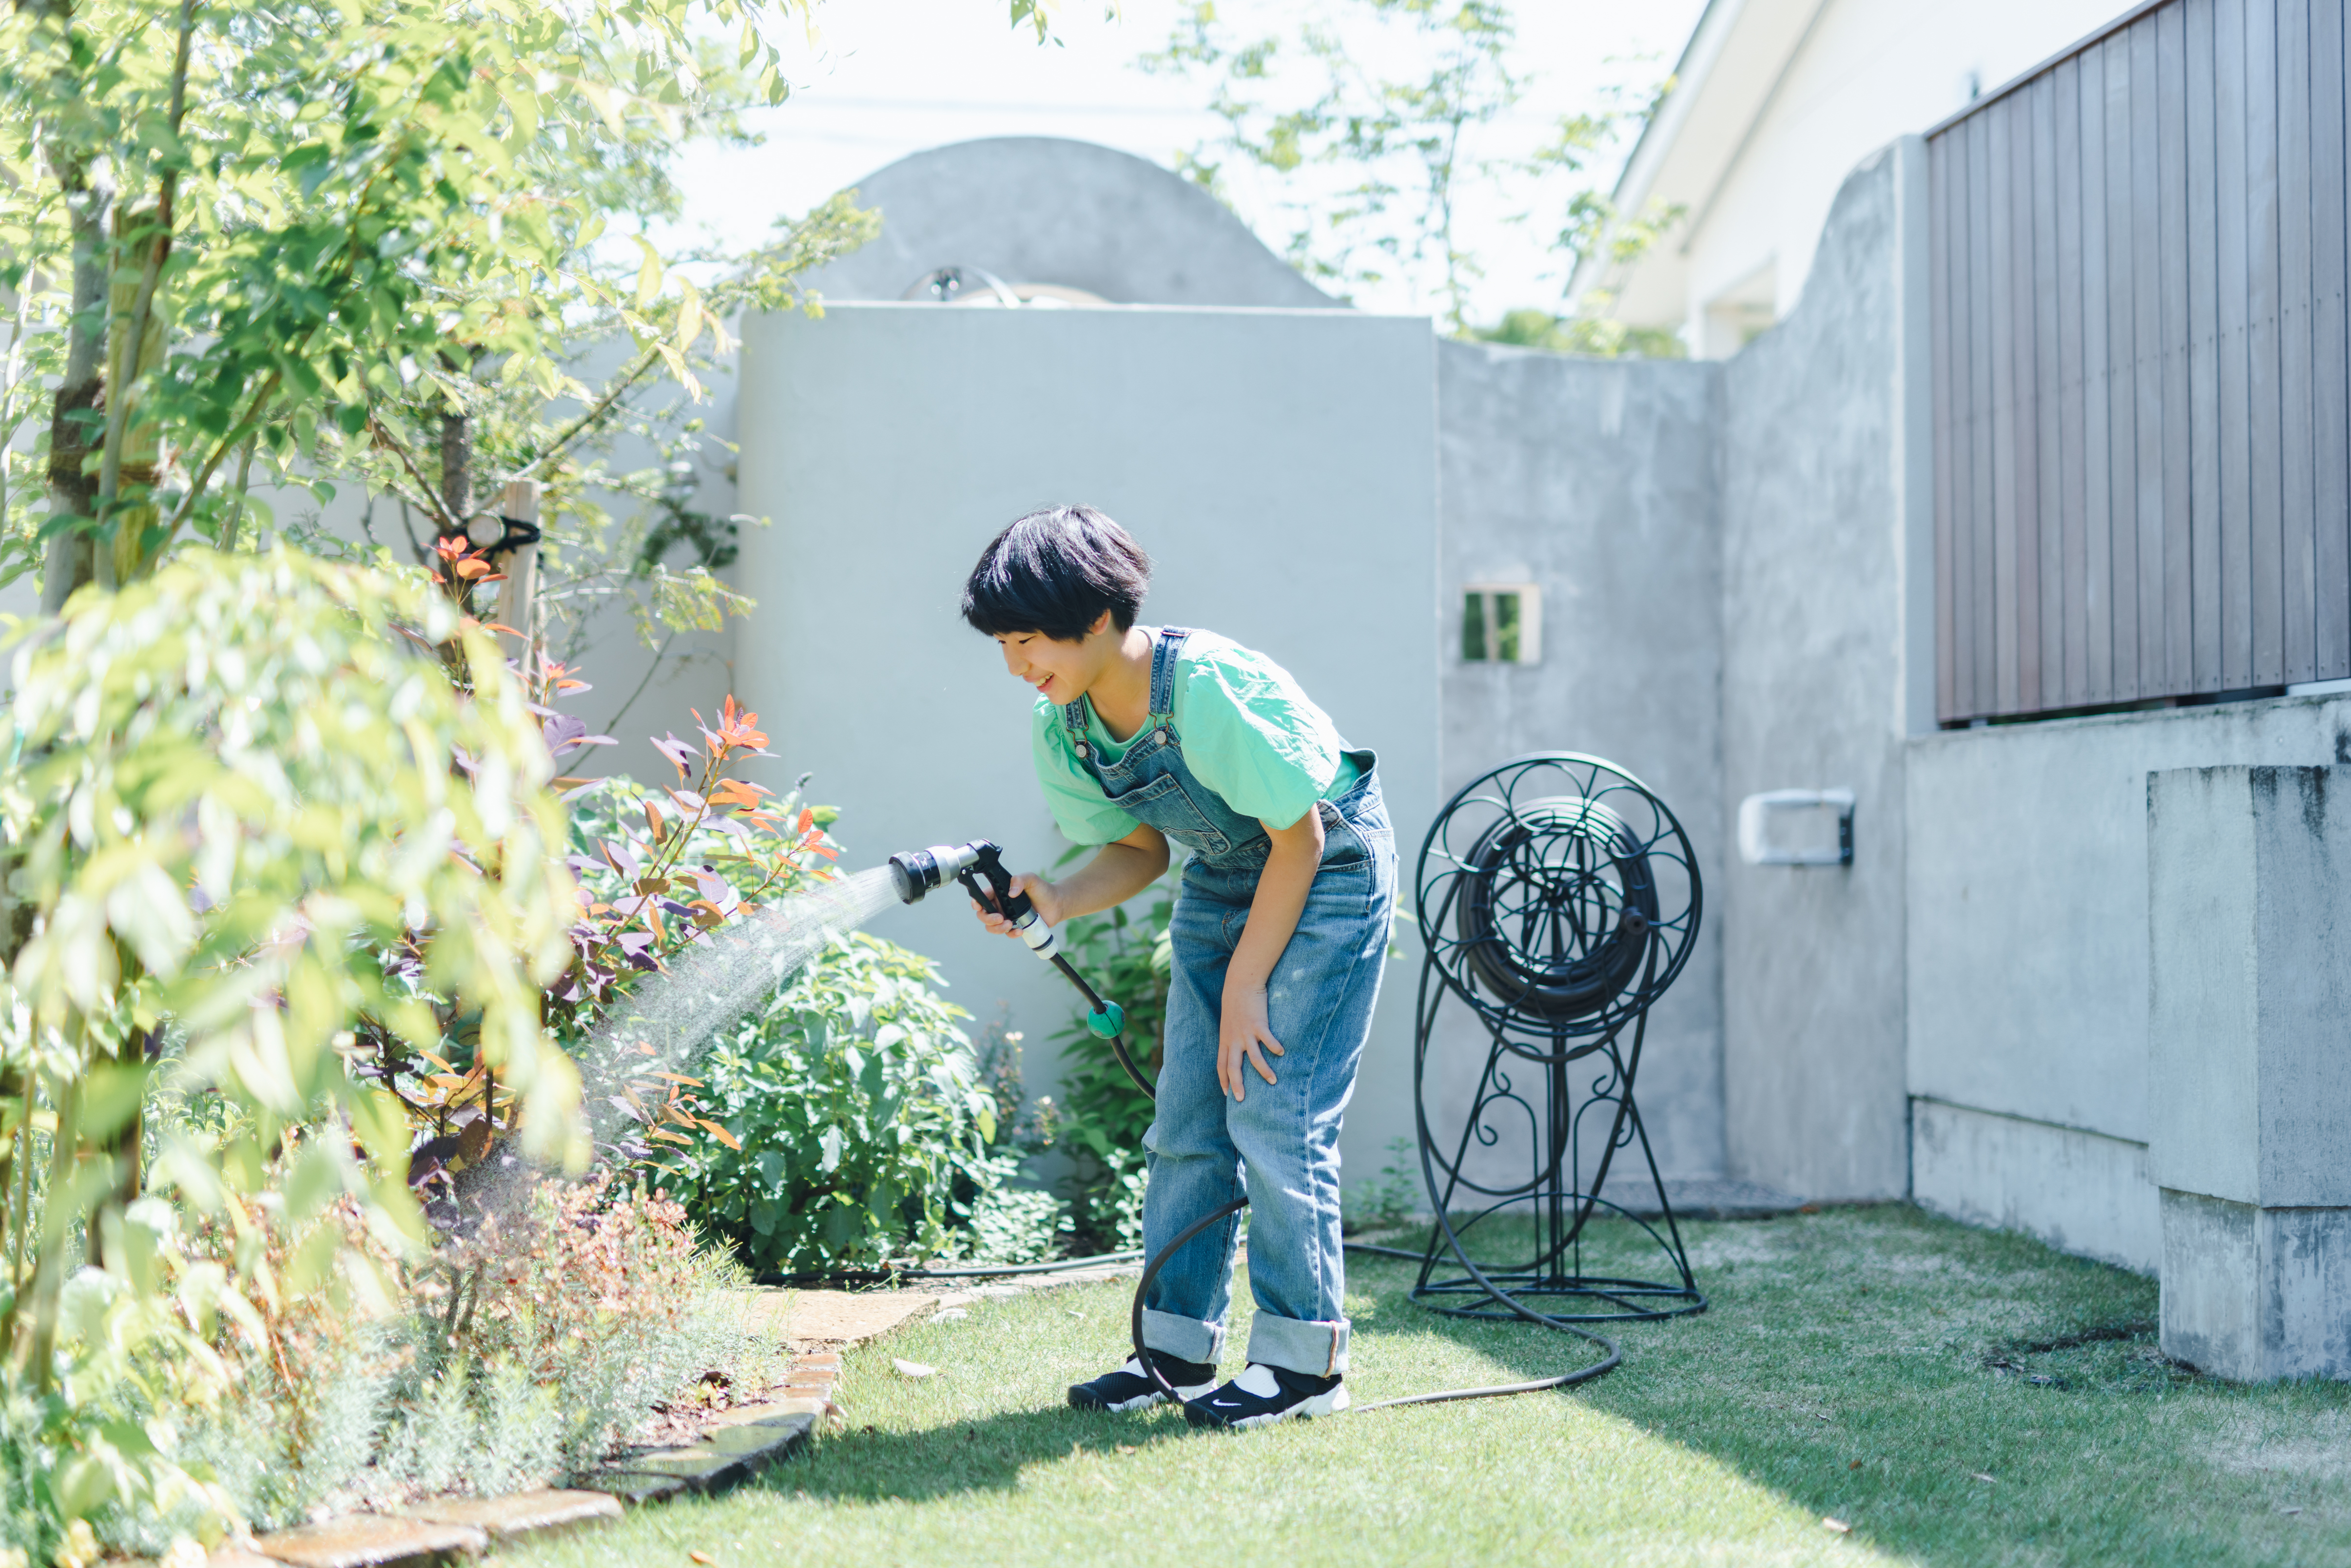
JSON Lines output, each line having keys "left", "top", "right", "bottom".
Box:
{"left": 40, "top": 147, "right": 110, "bottom": 614}
{"left": 439, "top": 409, "right": 472, "bottom": 535}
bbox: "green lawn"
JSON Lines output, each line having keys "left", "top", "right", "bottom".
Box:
{"left": 504, "top": 1205, "right": 2351, "bottom": 1568}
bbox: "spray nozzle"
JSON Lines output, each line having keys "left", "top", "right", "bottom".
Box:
{"left": 888, "top": 840, "right": 1061, "bottom": 961}
{"left": 887, "top": 842, "right": 984, "bottom": 905}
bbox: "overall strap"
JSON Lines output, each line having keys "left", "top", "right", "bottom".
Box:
{"left": 1149, "top": 626, "right": 1191, "bottom": 719}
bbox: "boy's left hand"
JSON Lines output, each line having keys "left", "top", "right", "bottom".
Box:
{"left": 1218, "top": 984, "right": 1284, "bottom": 1101}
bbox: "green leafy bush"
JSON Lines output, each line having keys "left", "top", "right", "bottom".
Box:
{"left": 99, "top": 1172, "right": 779, "bottom": 1552}
{"left": 0, "top": 548, "right": 578, "bottom": 1557}
{"left": 656, "top": 933, "right": 1007, "bottom": 1274}
{"left": 1048, "top": 887, "right": 1171, "bottom": 1252}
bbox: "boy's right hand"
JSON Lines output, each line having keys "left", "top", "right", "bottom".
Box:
{"left": 972, "top": 871, "right": 1063, "bottom": 936}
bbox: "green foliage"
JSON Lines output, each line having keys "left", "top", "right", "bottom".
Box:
{"left": 1340, "top": 1136, "right": 1422, "bottom": 1233}
{"left": 0, "top": 548, "right": 578, "bottom": 1553}
{"left": 1047, "top": 886, "right": 1170, "bottom": 1253}
{"left": 1049, "top": 889, "right": 1169, "bottom": 1164}
{"left": 1471, "top": 305, "right": 1687, "bottom": 361}
{"left": 0, "top": 0, "right": 816, "bottom": 579}
{"left": 97, "top": 1176, "right": 781, "bottom": 1549}
{"left": 658, "top": 932, "right": 1005, "bottom": 1275}
{"left": 1141, "top": 0, "right": 1681, "bottom": 336}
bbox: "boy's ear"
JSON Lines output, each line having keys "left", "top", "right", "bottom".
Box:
{"left": 1088, "top": 609, "right": 1113, "bottom": 639}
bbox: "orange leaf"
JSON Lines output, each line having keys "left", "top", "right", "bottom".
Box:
{"left": 647, "top": 1127, "right": 693, "bottom": 1145}
{"left": 797, "top": 807, "right": 815, "bottom": 835}
{"left": 695, "top": 1119, "right": 742, "bottom": 1150}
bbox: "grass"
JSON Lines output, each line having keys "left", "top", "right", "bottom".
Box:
{"left": 503, "top": 1204, "right": 2351, "bottom": 1568}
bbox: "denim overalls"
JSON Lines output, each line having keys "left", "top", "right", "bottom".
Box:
{"left": 1065, "top": 627, "right": 1397, "bottom": 1376}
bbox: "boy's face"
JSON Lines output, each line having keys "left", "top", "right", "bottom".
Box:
{"left": 994, "top": 613, "right": 1112, "bottom": 705}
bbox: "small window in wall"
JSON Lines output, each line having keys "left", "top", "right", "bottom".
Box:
{"left": 1461, "top": 583, "right": 1542, "bottom": 664}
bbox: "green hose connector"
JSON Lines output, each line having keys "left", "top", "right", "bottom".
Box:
{"left": 1087, "top": 999, "right": 1127, "bottom": 1039}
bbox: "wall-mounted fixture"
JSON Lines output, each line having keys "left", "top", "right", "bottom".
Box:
{"left": 1461, "top": 582, "right": 1542, "bottom": 663}
{"left": 1737, "top": 788, "right": 1855, "bottom": 867}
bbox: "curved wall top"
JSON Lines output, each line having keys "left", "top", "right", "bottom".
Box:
{"left": 796, "top": 136, "right": 1336, "bottom": 309}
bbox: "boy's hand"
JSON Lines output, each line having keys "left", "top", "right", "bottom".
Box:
{"left": 971, "top": 871, "right": 1063, "bottom": 935}
{"left": 1218, "top": 983, "right": 1284, "bottom": 1101}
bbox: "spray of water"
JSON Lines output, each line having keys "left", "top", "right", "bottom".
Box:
{"left": 573, "top": 864, "right": 902, "bottom": 1158}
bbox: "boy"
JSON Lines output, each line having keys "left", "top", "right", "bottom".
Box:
{"left": 962, "top": 505, "right": 1396, "bottom": 1429}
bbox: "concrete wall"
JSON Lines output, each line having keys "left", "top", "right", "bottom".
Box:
{"left": 731, "top": 301, "right": 1439, "bottom": 1179}
{"left": 798, "top": 138, "right": 1333, "bottom": 310}
{"left": 1908, "top": 695, "right": 2351, "bottom": 1272}
{"left": 1715, "top": 145, "right": 1918, "bottom": 1200}
{"left": 1435, "top": 340, "right": 1728, "bottom": 1180}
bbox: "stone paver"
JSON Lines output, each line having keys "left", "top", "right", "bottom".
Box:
{"left": 768, "top": 1286, "right": 940, "bottom": 1344}
{"left": 594, "top": 1411, "right": 816, "bottom": 1494}
{"left": 398, "top": 1488, "right": 621, "bottom": 1541}
{"left": 252, "top": 1514, "right": 486, "bottom": 1568}
{"left": 583, "top": 1472, "right": 690, "bottom": 1506}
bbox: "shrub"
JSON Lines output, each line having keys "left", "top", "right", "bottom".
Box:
{"left": 657, "top": 933, "right": 1008, "bottom": 1274}
{"left": 1048, "top": 887, "right": 1172, "bottom": 1252}
{"left": 101, "top": 1172, "right": 775, "bottom": 1552}
{"left": 0, "top": 548, "right": 577, "bottom": 1558}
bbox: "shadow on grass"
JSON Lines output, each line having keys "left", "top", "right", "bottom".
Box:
{"left": 1358, "top": 1203, "right": 2351, "bottom": 1568}
{"left": 778, "top": 1203, "right": 2347, "bottom": 1567}
{"left": 758, "top": 1232, "right": 1633, "bottom": 1507}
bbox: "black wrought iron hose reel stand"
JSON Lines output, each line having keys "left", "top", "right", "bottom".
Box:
{"left": 1408, "top": 752, "right": 1707, "bottom": 1329}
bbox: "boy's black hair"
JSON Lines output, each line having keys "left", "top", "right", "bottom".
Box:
{"left": 961, "top": 505, "right": 1153, "bottom": 641}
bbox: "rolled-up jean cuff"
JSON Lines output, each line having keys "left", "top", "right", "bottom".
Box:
{"left": 1246, "top": 1313, "right": 1351, "bottom": 1376}
{"left": 1141, "top": 1307, "right": 1225, "bottom": 1366}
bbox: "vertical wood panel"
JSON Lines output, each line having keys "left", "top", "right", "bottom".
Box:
{"left": 2058, "top": 58, "right": 2091, "bottom": 704}
{"left": 2033, "top": 77, "right": 2068, "bottom": 709}
{"left": 2281, "top": 0, "right": 2320, "bottom": 681}
{"left": 2200, "top": 0, "right": 2238, "bottom": 691}
{"left": 1992, "top": 99, "right": 2024, "bottom": 712}
{"left": 1933, "top": 136, "right": 1960, "bottom": 722}
{"left": 2082, "top": 40, "right": 2119, "bottom": 703}
{"left": 2162, "top": 4, "right": 2197, "bottom": 693}
{"left": 1929, "top": 0, "right": 2351, "bottom": 715}
{"left": 2316, "top": 0, "right": 2351, "bottom": 676}
{"left": 1971, "top": 111, "right": 2000, "bottom": 710}
{"left": 2247, "top": 0, "right": 2287, "bottom": 685}
{"left": 2111, "top": 32, "right": 2147, "bottom": 697}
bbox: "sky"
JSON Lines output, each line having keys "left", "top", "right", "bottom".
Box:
{"left": 660, "top": 0, "right": 1710, "bottom": 324}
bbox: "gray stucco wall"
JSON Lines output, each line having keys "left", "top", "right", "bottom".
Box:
{"left": 1908, "top": 694, "right": 2351, "bottom": 1271}
{"left": 731, "top": 301, "right": 1439, "bottom": 1181}
{"left": 1716, "top": 147, "right": 1915, "bottom": 1201}
{"left": 1436, "top": 341, "right": 1727, "bottom": 1179}
{"left": 797, "top": 138, "right": 1335, "bottom": 308}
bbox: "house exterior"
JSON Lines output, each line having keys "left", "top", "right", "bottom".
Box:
{"left": 1575, "top": 0, "right": 2131, "bottom": 357}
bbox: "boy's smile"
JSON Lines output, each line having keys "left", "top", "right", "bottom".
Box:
{"left": 996, "top": 630, "right": 1091, "bottom": 703}
{"left": 994, "top": 617, "right": 1158, "bottom": 737}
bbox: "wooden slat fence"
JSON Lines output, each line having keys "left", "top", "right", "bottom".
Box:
{"left": 1930, "top": 0, "right": 2351, "bottom": 721}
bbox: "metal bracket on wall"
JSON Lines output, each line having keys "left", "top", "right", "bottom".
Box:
{"left": 1737, "top": 788, "right": 1855, "bottom": 867}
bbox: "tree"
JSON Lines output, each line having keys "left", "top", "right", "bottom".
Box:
{"left": 1140, "top": 0, "right": 1682, "bottom": 348}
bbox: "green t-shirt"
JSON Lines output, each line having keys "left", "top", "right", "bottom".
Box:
{"left": 1031, "top": 629, "right": 1363, "bottom": 846}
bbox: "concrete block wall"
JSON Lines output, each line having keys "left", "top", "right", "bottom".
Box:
{"left": 2148, "top": 765, "right": 2351, "bottom": 1377}
{"left": 1907, "top": 696, "right": 2351, "bottom": 1274}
